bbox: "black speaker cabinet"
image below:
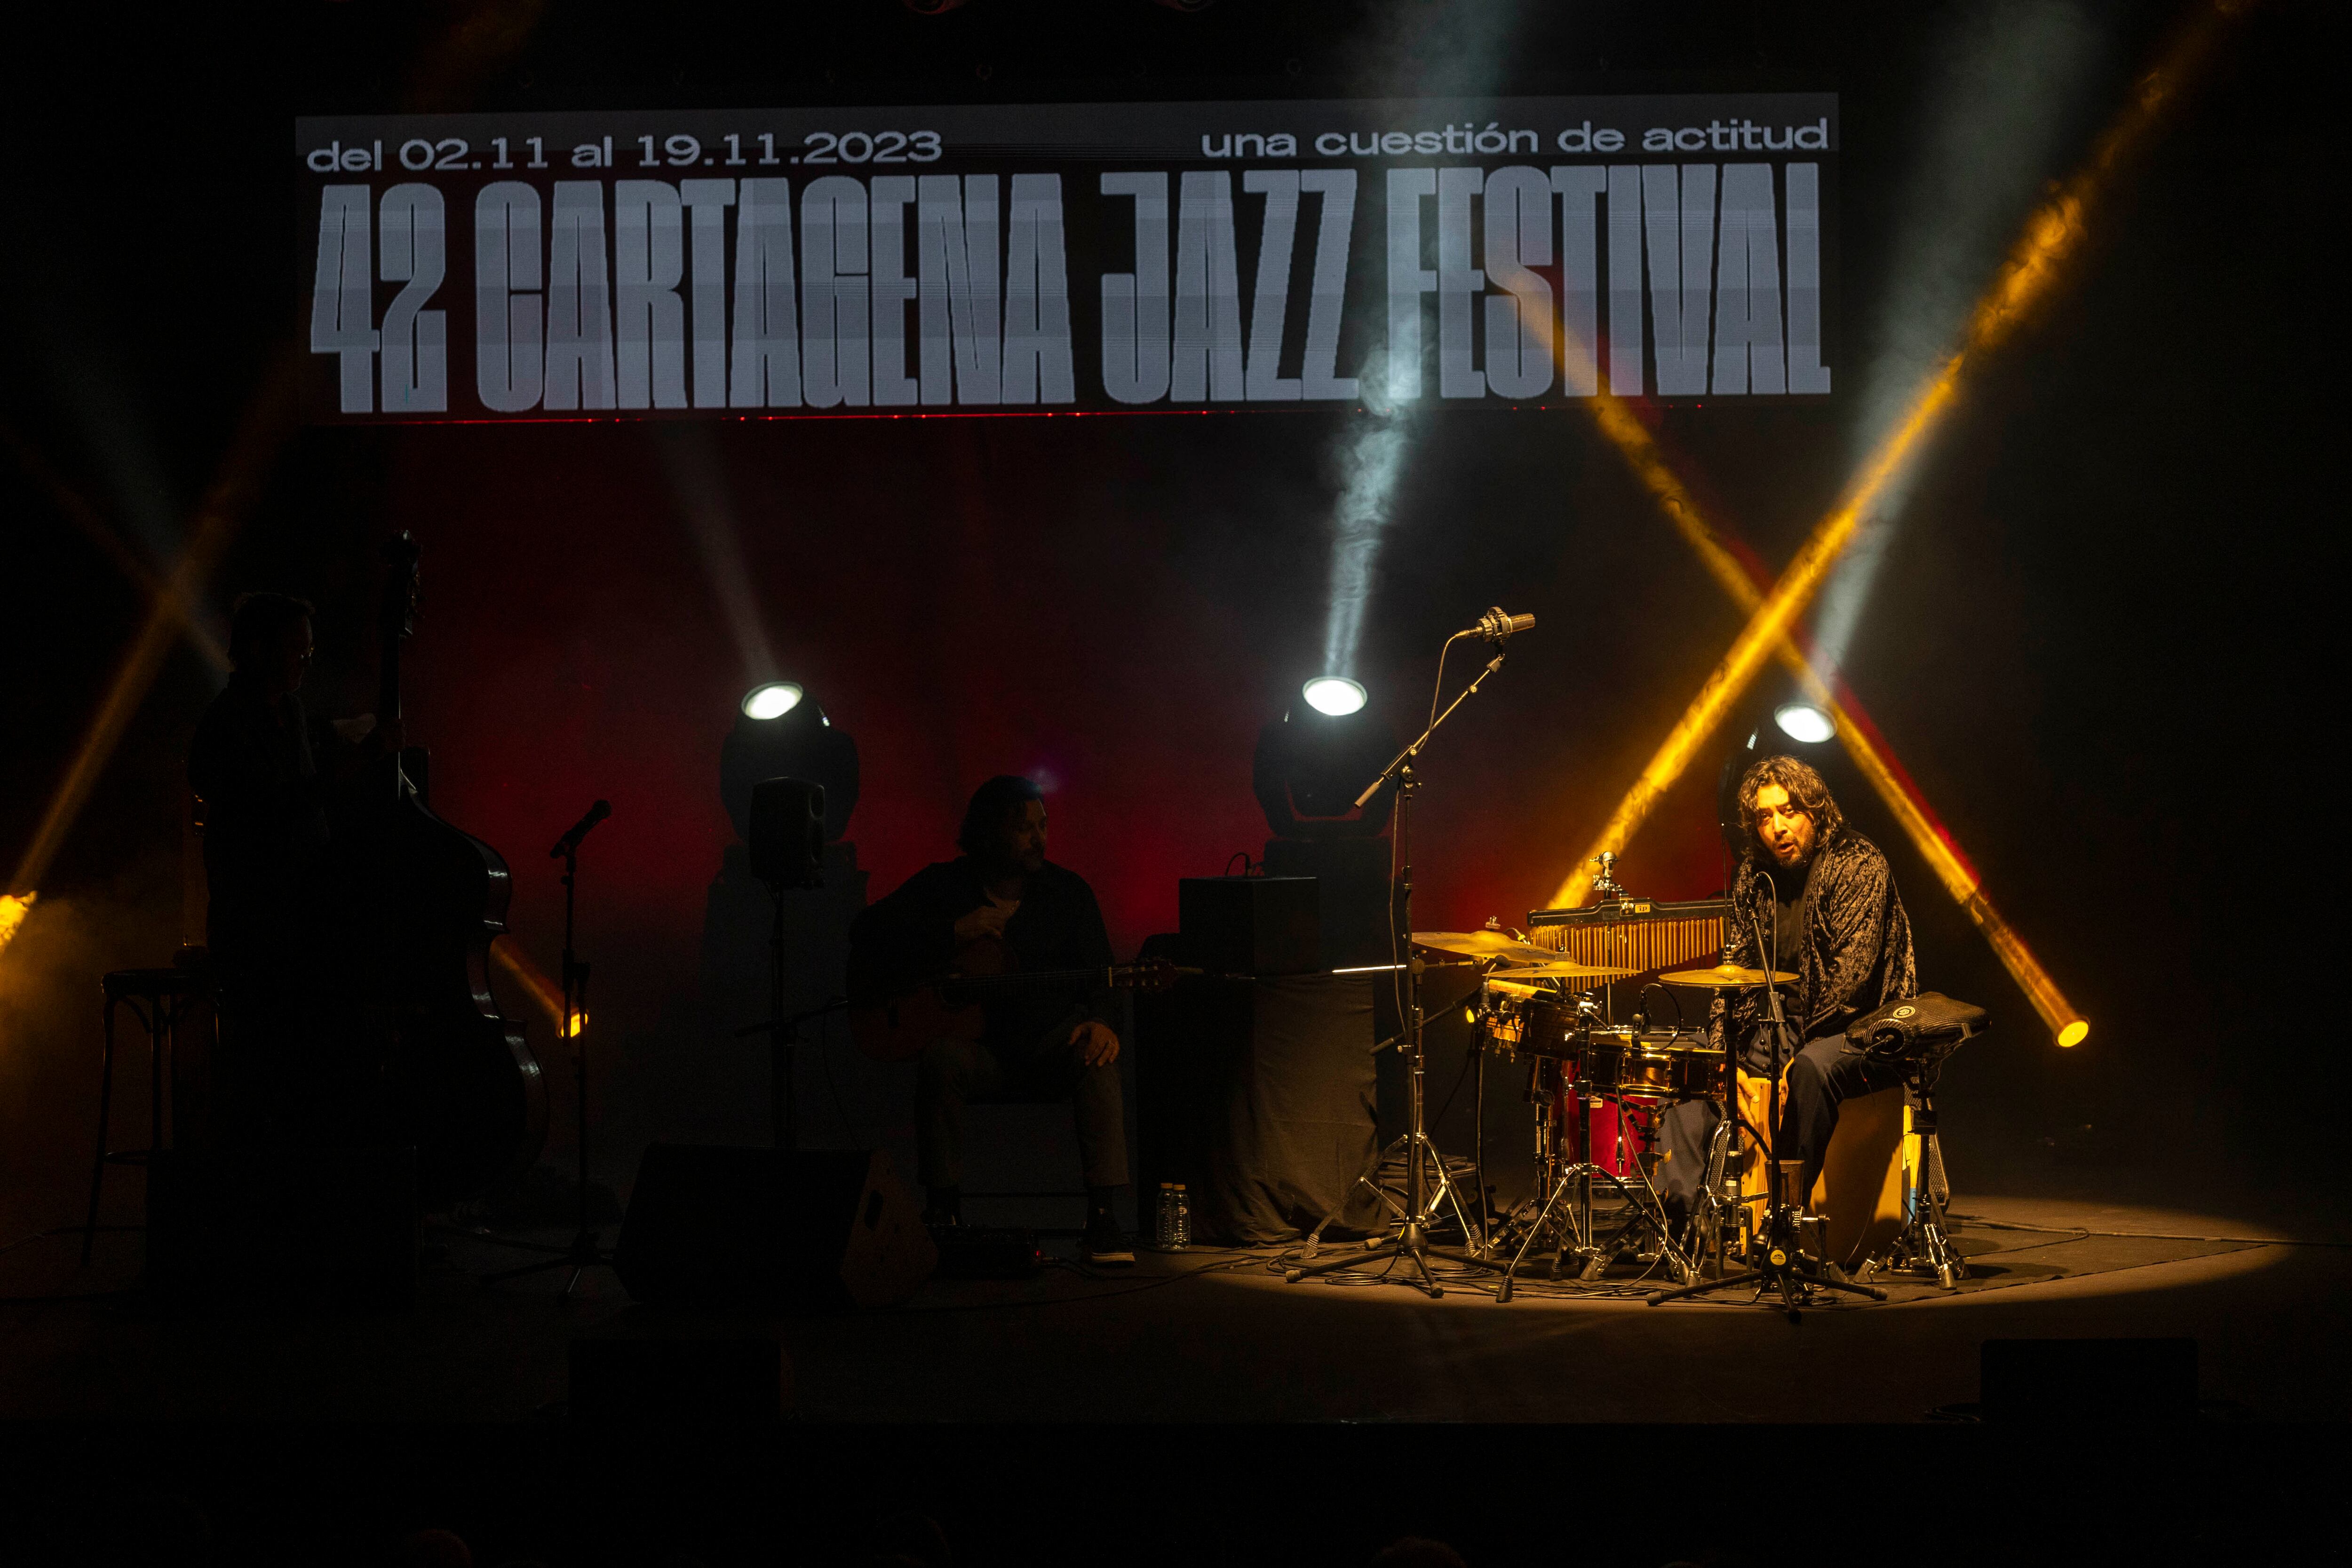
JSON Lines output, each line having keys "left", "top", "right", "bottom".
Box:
{"left": 614, "top": 1145, "right": 936, "bottom": 1310}
{"left": 748, "top": 777, "right": 826, "bottom": 889}
{"left": 1177, "top": 875, "right": 1320, "bottom": 976}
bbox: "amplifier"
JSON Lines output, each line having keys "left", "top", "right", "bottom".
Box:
{"left": 1177, "top": 875, "right": 1320, "bottom": 976}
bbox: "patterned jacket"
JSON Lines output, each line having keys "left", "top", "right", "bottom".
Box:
{"left": 1709, "top": 827, "right": 1918, "bottom": 1070}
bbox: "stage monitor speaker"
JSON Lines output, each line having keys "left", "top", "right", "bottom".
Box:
{"left": 1177, "top": 875, "right": 1319, "bottom": 976}
{"left": 749, "top": 777, "right": 826, "bottom": 889}
{"left": 614, "top": 1145, "right": 935, "bottom": 1310}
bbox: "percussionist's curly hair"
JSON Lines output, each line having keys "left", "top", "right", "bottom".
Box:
{"left": 1737, "top": 754, "right": 1843, "bottom": 855}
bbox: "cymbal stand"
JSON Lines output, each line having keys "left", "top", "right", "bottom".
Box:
{"left": 1644, "top": 894, "right": 1883, "bottom": 1321}
{"left": 1288, "top": 642, "right": 1515, "bottom": 1298}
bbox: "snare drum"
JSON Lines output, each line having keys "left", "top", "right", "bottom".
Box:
{"left": 1589, "top": 1029, "right": 1725, "bottom": 1100}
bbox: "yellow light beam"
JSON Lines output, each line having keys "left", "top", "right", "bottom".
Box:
{"left": 1551, "top": 0, "right": 2249, "bottom": 917}
{"left": 1569, "top": 394, "right": 2090, "bottom": 1043}
{"left": 0, "top": 891, "right": 34, "bottom": 960}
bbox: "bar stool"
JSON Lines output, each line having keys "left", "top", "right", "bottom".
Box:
{"left": 84, "top": 962, "right": 212, "bottom": 1264}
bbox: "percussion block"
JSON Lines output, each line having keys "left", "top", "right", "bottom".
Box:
{"left": 1731, "top": 1075, "right": 1907, "bottom": 1268}
{"left": 1812, "top": 1087, "right": 1907, "bottom": 1268}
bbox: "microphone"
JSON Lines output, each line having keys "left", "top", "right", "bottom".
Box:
{"left": 549, "top": 799, "right": 611, "bottom": 859}
{"left": 1474, "top": 607, "right": 1536, "bottom": 642}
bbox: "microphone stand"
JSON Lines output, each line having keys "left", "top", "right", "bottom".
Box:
{"left": 1288, "top": 644, "right": 1515, "bottom": 1297}
{"left": 480, "top": 830, "right": 615, "bottom": 1298}
{"left": 1645, "top": 874, "right": 1883, "bottom": 1320}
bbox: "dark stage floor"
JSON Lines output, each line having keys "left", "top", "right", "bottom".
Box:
{"left": 3, "top": 1176, "right": 2349, "bottom": 1567}
{"left": 5, "top": 1182, "right": 2346, "bottom": 1425}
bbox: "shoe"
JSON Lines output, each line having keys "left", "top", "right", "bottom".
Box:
{"left": 1079, "top": 1217, "right": 1135, "bottom": 1267}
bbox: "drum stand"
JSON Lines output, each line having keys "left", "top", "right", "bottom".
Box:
{"left": 1496, "top": 1088, "right": 1694, "bottom": 1301}
{"left": 1575, "top": 1098, "right": 1696, "bottom": 1282}
{"left": 1288, "top": 642, "right": 1518, "bottom": 1299}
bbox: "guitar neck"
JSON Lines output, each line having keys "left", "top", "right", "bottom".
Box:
{"left": 938, "top": 965, "right": 1130, "bottom": 997}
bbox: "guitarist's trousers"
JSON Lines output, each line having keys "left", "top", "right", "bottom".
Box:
{"left": 915, "top": 1006, "right": 1128, "bottom": 1192}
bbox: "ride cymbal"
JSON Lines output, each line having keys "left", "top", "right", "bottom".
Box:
{"left": 1658, "top": 962, "right": 1798, "bottom": 987}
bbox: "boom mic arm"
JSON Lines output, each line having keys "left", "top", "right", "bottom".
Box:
{"left": 550, "top": 799, "right": 611, "bottom": 859}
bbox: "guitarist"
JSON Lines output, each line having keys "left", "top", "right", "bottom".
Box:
{"left": 847, "top": 775, "right": 1133, "bottom": 1265}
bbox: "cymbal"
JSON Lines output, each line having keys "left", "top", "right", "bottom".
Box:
{"left": 1413, "top": 930, "right": 1542, "bottom": 959}
{"left": 1413, "top": 931, "right": 1637, "bottom": 981}
{"left": 1498, "top": 960, "right": 1639, "bottom": 981}
{"left": 1659, "top": 962, "right": 1798, "bottom": 988}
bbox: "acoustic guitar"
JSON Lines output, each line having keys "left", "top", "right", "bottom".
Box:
{"left": 849, "top": 938, "right": 1185, "bottom": 1063}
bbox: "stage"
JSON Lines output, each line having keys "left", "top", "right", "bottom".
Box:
{"left": 3, "top": 1172, "right": 2345, "bottom": 1563}
{"left": 3, "top": 0, "right": 2343, "bottom": 1560}
{"left": 4, "top": 1178, "right": 2344, "bottom": 1426}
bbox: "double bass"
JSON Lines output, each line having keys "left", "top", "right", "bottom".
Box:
{"left": 352, "top": 534, "right": 548, "bottom": 1209}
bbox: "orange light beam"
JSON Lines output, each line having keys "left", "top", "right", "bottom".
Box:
{"left": 1564, "top": 394, "right": 2089, "bottom": 1043}
{"left": 1551, "top": 0, "right": 2249, "bottom": 922}
{"left": 490, "top": 936, "right": 579, "bottom": 1037}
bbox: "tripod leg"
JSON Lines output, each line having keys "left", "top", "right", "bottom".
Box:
{"left": 1300, "top": 1133, "right": 1408, "bottom": 1258}
{"left": 1405, "top": 1239, "right": 1443, "bottom": 1298}
{"left": 1800, "top": 1270, "right": 1889, "bottom": 1302}
{"left": 1287, "top": 1240, "right": 1405, "bottom": 1284}
{"left": 1646, "top": 1268, "right": 1763, "bottom": 1306}
{"left": 1499, "top": 1165, "right": 1588, "bottom": 1302}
